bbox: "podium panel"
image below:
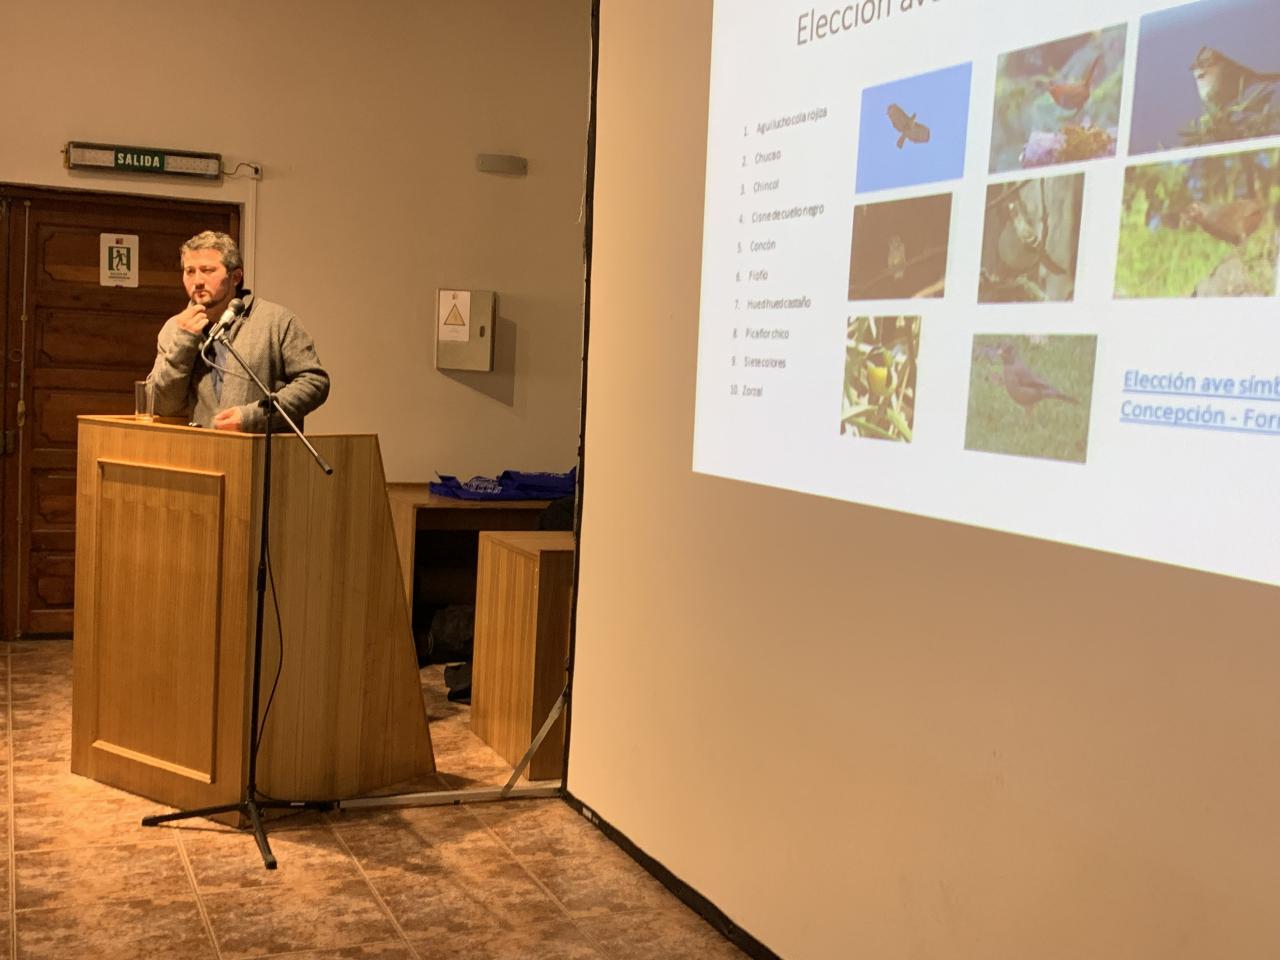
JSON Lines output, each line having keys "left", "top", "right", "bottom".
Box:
{"left": 71, "top": 416, "right": 434, "bottom": 822}
{"left": 93, "top": 460, "right": 225, "bottom": 783}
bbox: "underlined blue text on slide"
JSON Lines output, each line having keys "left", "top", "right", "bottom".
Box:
{"left": 1120, "top": 397, "right": 1280, "bottom": 435}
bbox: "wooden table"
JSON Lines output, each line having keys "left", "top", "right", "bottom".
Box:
{"left": 386, "top": 484, "right": 550, "bottom": 632}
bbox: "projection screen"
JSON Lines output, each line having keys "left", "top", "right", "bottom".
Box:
{"left": 693, "top": 0, "right": 1280, "bottom": 585}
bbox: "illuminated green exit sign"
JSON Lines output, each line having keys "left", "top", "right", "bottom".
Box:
{"left": 113, "top": 147, "right": 165, "bottom": 172}
{"left": 64, "top": 141, "right": 222, "bottom": 179}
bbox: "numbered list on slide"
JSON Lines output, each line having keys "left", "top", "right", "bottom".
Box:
{"left": 710, "top": 105, "right": 830, "bottom": 419}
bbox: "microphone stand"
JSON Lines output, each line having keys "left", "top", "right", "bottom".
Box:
{"left": 141, "top": 326, "right": 334, "bottom": 869}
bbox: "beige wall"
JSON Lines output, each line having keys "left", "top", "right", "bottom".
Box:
{"left": 0, "top": 0, "right": 590, "bottom": 480}
{"left": 572, "top": 3, "right": 1280, "bottom": 958}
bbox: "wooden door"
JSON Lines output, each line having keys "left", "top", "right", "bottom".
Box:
{"left": 0, "top": 186, "right": 239, "bottom": 639}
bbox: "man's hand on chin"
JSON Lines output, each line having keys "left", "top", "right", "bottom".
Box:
{"left": 212, "top": 407, "right": 245, "bottom": 432}
{"left": 173, "top": 302, "right": 209, "bottom": 335}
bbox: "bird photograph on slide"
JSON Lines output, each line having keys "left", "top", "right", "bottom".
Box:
{"left": 978, "top": 173, "right": 1085, "bottom": 303}
{"left": 988, "top": 24, "right": 1127, "bottom": 173}
{"left": 887, "top": 103, "right": 930, "bottom": 149}
{"left": 965, "top": 334, "right": 1097, "bottom": 464}
{"left": 855, "top": 62, "right": 972, "bottom": 194}
{"left": 1115, "top": 146, "right": 1278, "bottom": 298}
{"left": 848, "top": 193, "right": 952, "bottom": 300}
{"left": 840, "top": 315, "right": 920, "bottom": 442}
{"left": 1129, "top": 0, "right": 1280, "bottom": 155}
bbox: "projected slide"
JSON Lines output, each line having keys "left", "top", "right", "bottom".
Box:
{"left": 693, "top": 0, "right": 1280, "bottom": 585}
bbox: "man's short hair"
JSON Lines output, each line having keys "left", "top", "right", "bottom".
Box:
{"left": 181, "top": 231, "right": 243, "bottom": 273}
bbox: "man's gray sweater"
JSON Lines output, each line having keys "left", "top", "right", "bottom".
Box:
{"left": 148, "top": 293, "right": 330, "bottom": 432}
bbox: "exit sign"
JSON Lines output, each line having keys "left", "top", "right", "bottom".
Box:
{"left": 65, "top": 141, "right": 222, "bottom": 180}
{"left": 113, "top": 148, "right": 165, "bottom": 172}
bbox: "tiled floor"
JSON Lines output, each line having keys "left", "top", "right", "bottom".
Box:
{"left": 1, "top": 641, "right": 745, "bottom": 960}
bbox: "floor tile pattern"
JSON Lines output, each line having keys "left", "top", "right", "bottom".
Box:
{"left": 0, "top": 643, "right": 744, "bottom": 959}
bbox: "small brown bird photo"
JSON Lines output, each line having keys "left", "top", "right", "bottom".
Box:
{"left": 1115, "top": 146, "right": 1279, "bottom": 298}
{"left": 848, "top": 193, "right": 952, "bottom": 300}
{"left": 965, "top": 334, "right": 1097, "bottom": 463}
{"left": 979, "top": 173, "right": 1085, "bottom": 303}
{"left": 989, "top": 24, "right": 1127, "bottom": 173}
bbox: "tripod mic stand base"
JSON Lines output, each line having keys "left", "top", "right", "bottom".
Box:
{"left": 141, "top": 796, "right": 335, "bottom": 870}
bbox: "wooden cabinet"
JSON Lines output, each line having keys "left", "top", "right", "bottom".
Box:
{"left": 471, "top": 531, "right": 575, "bottom": 781}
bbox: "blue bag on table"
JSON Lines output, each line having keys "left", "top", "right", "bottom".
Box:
{"left": 429, "top": 467, "right": 576, "bottom": 501}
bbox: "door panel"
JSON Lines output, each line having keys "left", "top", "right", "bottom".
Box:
{"left": 41, "top": 306, "right": 159, "bottom": 368}
{"left": 0, "top": 199, "right": 8, "bottom": 635}
{"left": 1, "top": 186, "right": 240, "bottom": 639}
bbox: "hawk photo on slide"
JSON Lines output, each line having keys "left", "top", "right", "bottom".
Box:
{"left": 887, "top": 103, "right": 930, "bottom": 148}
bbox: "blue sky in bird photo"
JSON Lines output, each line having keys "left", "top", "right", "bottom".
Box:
{"left": 1129, "top": 0, "right": 1280, "bottom": 154}
{"left": 855, "top": 62, "right": 972, "bottom": 194}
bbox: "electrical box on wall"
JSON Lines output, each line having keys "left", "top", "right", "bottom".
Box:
{"left": 435, "top": 289, "right": 496, "bottom": 372}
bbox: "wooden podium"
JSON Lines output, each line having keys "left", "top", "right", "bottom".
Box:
{"left": 70, "top": 416, "right": 434, "bottom": 822}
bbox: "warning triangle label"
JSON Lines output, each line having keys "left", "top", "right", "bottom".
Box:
{"left": 444, "top": 305, "right": 466, "bottom": 326}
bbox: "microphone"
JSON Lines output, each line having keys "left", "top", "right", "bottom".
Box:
{"left": 202, "top": 297, "right": 246, "bottom": 349}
